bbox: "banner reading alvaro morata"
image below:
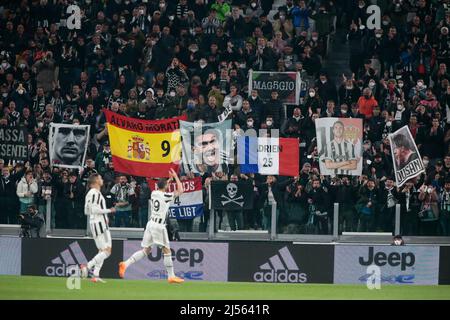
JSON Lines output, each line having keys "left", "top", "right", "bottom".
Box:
{"left": 148, "top": 177, "right": 203, "bottom": 220}
{"left": 316, "top": 118, "right": 363, "bottom": 176}
{"left": 388, "top": 126, "right": 425, "bottom": 187}
{"left": 104, "top": 110, "right": 186, "bottom": 178}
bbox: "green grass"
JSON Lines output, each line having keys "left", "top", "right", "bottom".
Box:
{"left": 1, "top": 275, "right": 450, "bottom": 300}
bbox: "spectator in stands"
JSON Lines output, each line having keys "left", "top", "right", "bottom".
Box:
{"left": 110, "top": 174, "right": 135, "bottom": 227}
{"left": 16, "top": 169, "right": 38, "bottom": 214}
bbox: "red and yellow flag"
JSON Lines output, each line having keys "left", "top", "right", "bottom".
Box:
{"left": 104, "top": 110, "right": 186, "bottom": 178}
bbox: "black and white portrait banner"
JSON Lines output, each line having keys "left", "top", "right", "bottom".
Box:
{"left": 49, "top": 123, "right": 90, "bottom": 169}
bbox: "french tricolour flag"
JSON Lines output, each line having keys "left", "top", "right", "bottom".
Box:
{"left": 238, "top": 137, "right": 299, "bottom": 176}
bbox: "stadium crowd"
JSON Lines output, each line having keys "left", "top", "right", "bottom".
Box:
{"left": 0, "top": 0, "right": 450, "bottom": 237}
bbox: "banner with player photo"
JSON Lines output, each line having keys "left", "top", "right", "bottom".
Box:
{"left": 315, "top": 118, "right": 363, "bottom": 176}
{"left": 147, "top": 177, "right": 203, "bottom": 220}
{"left": 210, "top": 180, "right": 254, "bottom": 210}
{"left": 248, "top": 70, "right": 301, "bottom": 104}
{"left": 388, "top": 126, "right": 425, "bottom": 187}
{"left": 180, "top": 120, "right": 233, "bottom": 175}
{"left": 0, "top": 127, "right": 28, "bottom": 161}
{"left": 104, "top": 110, "right": 186, "bottom": 178}
{"left": 49, "top": 123, "right": 90, "bottom": 169}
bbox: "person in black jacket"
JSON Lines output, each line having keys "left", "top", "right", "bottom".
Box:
{"left": 264, "top": 91, "right": 285, "bottom": 128}
{"left": 379, "top": 177, "right": 399, "bottom": 232}
{"left": 258, "top": 175, "right": 283, "bottom": 231}
{"left": 356, "top": 179, "right": 379, "bottom": 232}
{"left": 0, "top": 166, "right": 22, "bottom": 224}
{"left": 199, "top": 96, "right": 224, "bottom": 123}
{"left": 330, "top": 176, "right": 357, "bottom": 232}
{"left": 64, "top": 172, "right": 85, "bottom": 229}
{"left": 307, "top": 178, "right": 330, "bottom": 234}
{"left": 397, "top": 180, "right": 421, "bottom": 235}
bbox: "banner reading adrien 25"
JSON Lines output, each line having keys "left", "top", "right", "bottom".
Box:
{"left": 248, "top": 71, "right": 301, "bottom": 105}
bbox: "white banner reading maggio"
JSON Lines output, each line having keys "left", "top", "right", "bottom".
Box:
{"left": 49, "top": 123, "right": 90, "bottom": 170}
{"left": 388, "top": 126, "right": 425, "bottom": 187}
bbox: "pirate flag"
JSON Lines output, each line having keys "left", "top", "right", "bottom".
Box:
{"left": 210, "top": 180, "right": 254, "bottom": 211}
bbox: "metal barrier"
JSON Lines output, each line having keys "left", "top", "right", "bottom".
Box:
{"left": 3, "top": 198, "right": 450, "bottom": 244}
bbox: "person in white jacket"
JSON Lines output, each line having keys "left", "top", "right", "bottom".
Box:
{"left": 80, "top": 173, "right": 116, "bottom": 283}
{"left": 16, "top": 170, "right": 38, "bottom": 213}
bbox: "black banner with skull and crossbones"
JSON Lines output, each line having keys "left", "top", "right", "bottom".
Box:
{"left": 210, "top": 181, "right": 254, "bottom": 210}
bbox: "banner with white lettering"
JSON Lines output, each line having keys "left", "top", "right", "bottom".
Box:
{"left": 0, "top": 127, "right": 28, "bottom": 161}
{"left": 238, "top": 136, "right": 299, "bottom": 176}
{"left": 148, "top": 177, "right": 203, "bottom": 220}
{"left": 388, "top": 126, "right": 425, "bottom": 187}
{"left": 248, "top": 70, "right": 300, "bottom": 104}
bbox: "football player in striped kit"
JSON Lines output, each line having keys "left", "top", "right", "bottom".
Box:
{"left": 80, "top": 173, "right": 116, "bottom": 283}
{"left": 323, "top": 120, "right": 358, "bottom": 175}
{"left": 119, "top": 168, "right": 184, "bottom": 283}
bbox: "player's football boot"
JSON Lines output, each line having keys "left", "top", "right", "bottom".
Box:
{"left": 79, "top": 264, "right": 88, "bottom": 278}
{"left": 118, "top": 262, "right": 127, "bottom": 278}
{"left": 168, "top": 276, "right": 184, "bottom": 284}
{"left": 90, "top": 277, "right": 106, "bottom": 283}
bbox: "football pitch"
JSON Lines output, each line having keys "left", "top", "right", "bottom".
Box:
{"left": 1, "top": 275, "right": 450, "bottom": 300}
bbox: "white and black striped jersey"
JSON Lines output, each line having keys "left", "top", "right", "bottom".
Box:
{"left": 85, "top": 188, "right": 110, "bottom": 237}
{"left": 323, "top": 139, "right": 356, "bottom": 175}
{"left": 150, "top": 190, "right": 174, "bottom": 222}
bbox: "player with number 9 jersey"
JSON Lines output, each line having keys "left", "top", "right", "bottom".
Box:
{"left": 119, "top": 168, "right": 184, "bottom": 283}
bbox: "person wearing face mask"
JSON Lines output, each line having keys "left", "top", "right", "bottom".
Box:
{"left": 185, "top": 98, "right": 203, "bottom": 122}
{"left": 248, "top": 89, "right": 265, "bottom": 122}
{"left": 236, "top": 99, "right": 258, "bottom": 129}
{"left": 357, "top": 88, "right": 378, "bottom": 119}
{"left": 408, "top": 79, "right": 428, "bottom": 101}
{"left": 304, "top": 88, "right": 323, "bottom": 115}
{"left": 263, "top": 116, "right": 274, "bottom": 130}
{"left": 281, "top": 107, "right": 304, "bottom": 138}
{"left": 263, "top": 90, "right": 284, "bottom": 128}
{"left": 243, "top": 115, "right": 258, "bottom": 131}
{"left": 392, "top": 101, "right": 410, "bottom": 127}
{"left": 193, "top": 58, "right": 212, "bottom": 85}
{"left": 339, "top": 77, "right": 361, "bottom": 106}
{"left": 316, "top": 72, "right": 337, "bottom": 105}
{"left": 339, "top": 103, "right": 351, "bottom": 118}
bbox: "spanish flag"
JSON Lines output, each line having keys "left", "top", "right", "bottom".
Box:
{"left": 104, "top": 110, "right": 186, "bottom": 178}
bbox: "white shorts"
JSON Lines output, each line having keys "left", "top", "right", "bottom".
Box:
{"left": 141, "top": 221, "right": 170, "bottom": 249}
{"left": 92, "top": 229, "right": 112, "bottom": 250}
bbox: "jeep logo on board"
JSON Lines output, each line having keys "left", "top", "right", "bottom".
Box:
{"left": 359, "top": 246, "right": 415, "bottom": 271}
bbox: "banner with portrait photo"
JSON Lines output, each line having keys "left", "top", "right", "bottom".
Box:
{"left": 49, "top": 123, "right": 90, "bottom": 169}
{"left": 0, "top": 127, "right": 28, "bottom": 161}
{"left": 104, "top": 110, "right": 186, "bottom": 178}
{"left": 315, "top": 118, "right": 363, "bottom": 176}
{"left": 248, "top": 70, "right": 301, "bottom": 104}
{"left": 180, "top": 120, "right": 233, "bottom": 175}
{"left": 388, "top": 126, "right": 425, "bottom": 187}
